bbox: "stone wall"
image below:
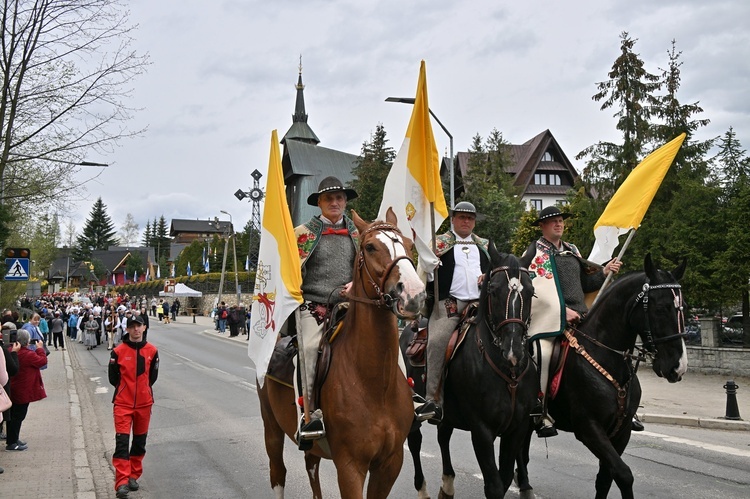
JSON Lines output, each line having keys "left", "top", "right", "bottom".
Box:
{"left": 687, "top": 346, "right": 750, "bottom": 377}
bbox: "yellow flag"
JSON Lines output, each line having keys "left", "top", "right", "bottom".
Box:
{"left": 588, "top": 133, "right": 686, "bottom": 263}
{"left": 249, "top": 130, "right": 303, "bottom": 386}
{"left": 378, "top": 61, "right": 448, "bottom": 273}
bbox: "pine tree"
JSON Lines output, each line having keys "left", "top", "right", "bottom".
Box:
{"left": 72, "top": 198, "right": 118, "bottom": 261}
{"left": 152, "top": 215, "right": 171, "bottom": 262}
{"left": 347, "top": 124, "right": 396, "bottom": 221}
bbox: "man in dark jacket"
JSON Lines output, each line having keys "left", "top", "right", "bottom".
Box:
{"left": 108, "top": 315, "right": 159, "bottom": 498}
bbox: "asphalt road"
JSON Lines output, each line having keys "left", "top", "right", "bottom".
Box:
{"left": 73, "top": 320, "right": 750, "bottom": 498}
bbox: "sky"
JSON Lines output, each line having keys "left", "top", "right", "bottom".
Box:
{"left": 68, "top": 0, "right": 750, "bottom": 240}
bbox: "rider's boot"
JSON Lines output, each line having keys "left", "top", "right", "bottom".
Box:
{"left": 415, "top": 399, "right": 443, "bottom": 424}
{"left": 533, "top": 396, "right": 558, "bottom": 438}
{"left": 631, "top": 414, "right": 645, "bottom": 432}
{"left": 298, "top": 409, "right": 326, "bottom": 442}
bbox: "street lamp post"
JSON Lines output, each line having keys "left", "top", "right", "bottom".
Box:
{"left": 385, "top": 96, "right": 454, "bottom": 210}
{"left": 212, "top": 217, "right": 231, "bottom": 308}
{"left": 220, "top": 210, "right": 241, "bottom": 307}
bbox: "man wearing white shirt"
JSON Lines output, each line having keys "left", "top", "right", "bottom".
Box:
{"left": 416, "top": 202, "right": 490, "bottom": 423}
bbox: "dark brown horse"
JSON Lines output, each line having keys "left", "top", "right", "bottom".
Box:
{"left": 257, "top": 209, "right": 426, "bottom": 498}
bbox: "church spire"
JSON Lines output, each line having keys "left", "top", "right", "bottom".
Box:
{"left": 282, "top": 55, "right": 320, "bottom": 145}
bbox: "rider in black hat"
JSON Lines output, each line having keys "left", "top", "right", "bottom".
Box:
{"left": 520, "top": 205, "right": 622, "bottom": 437}
{"left": 415, "top": 201, "right": 490, "bottom": 424}
{"left": 293, "top": 176, "right": 360, "bottom": 442}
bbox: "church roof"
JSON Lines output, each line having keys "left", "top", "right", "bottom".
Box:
{"left": 281, "top": 71, "right": 320, "bottom": 145}
{"left": 282, "top": 139, "right": 359, "bottom": 224}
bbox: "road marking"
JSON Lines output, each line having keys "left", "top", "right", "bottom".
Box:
{"left": 638, "top": 430, "right": 750, "bottom": 458}
{"left": 213, "top": 368, "right": 230, "bottom": 375}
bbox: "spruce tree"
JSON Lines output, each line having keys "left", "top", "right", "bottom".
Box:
{"left": 577, "top": 32, "right": 661, "bottom": 196}
{"left": 142, "top": 220, "right": 152, "bottom": 247}
{"left": 72, "top": 198, "right": 118, "bottom": 261}
{"left": 347, "top": 124, "right": 396, "bottom": 221}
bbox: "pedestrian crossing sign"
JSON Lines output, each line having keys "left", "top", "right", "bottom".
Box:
{"left": 4, "top": 258, "right": 30, "bottom": 281}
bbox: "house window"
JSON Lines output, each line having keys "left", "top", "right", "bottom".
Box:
{"left": 542, "top": 151, "right": 553, "bottom": 162}
{"left": 530, "top": 199, "right": 543, "bottom": 211}
{"left": 549, "top": 174, "right": 561, "bottom": 185}
{"left": 534, "top": 173, "right": 547, "bottom": 185}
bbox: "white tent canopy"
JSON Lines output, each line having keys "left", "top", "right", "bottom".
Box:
{"left": 159, "top": 282, "right": 202, "bottom": 297}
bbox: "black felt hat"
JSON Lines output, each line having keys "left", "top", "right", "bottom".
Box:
{"left": 306, "top": 176, "right": 358, "bottom": 206}
{"left": 531, "top": 206, "right": 573, "bottom": 226}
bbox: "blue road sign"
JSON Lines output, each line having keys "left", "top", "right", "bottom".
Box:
{"left": 5, "top": 258, "right": 30, "bottom": 281}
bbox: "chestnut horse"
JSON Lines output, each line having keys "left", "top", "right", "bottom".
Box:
{"left": 257, "top": 209, "right": 426, "bottom": 498}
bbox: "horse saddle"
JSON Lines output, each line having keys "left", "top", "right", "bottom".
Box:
{"left": 444, "top": 301, "right": 480, "bottom": 365}
{"left": 546, "top": 333, "right": 572, "bottom": 399}
{"left": 265, "top": 303, "right": 349, "bottom": 409}
{"left": 405, "top": 318, "right": 428, "bottom": 367}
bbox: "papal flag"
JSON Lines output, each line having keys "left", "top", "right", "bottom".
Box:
{"left": 588, "top": 133, "right": 686, "bottom": 264}
{"left": 378, "top": 61, "right": 448, "bottom": 274}
{"left": 249, "top": 130, "right": 303, "bottom": 387}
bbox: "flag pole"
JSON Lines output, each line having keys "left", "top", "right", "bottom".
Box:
{"left": 592, "top": 228, "right": 636, "bottom": 306}
{"left": 430, "top": 202, "right": 441, "bottom": 319}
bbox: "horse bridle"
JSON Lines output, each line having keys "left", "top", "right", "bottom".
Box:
{"left": 484, "top": 265, "right": 531, "bottom": 345}
{"left": 630, "top": 281, "right": 686, "bottom": 354}
{"left": 345, "top": 223, "right": 414, "bottom": 315}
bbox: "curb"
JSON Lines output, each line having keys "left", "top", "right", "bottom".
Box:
{"left": 639, "top": 412, "right": 750, "bottom": 431}
{"left": 63, "top": 347, "right": 97, "bottom": 498}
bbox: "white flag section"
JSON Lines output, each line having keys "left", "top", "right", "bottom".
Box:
{"left": 378, "top": 61, "right": 448, "bottom": 275}
{"left": 249, "top": 130, "right": 303, "bottom": 387}
{"left": 379, "top": 137, "right": 443, "bottom": 274}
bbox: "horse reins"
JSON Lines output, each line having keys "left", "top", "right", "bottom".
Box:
{"left": 344, "top": 223, "right": 413, "bottom": 311}
{"left": 475, "top": 265, "right": 532, "bottom": 421}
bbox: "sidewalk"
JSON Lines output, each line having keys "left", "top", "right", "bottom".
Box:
{"left": 2, "top": 317, "right": 748, "bottom": 497}
{"left": 1, "top": 337, "right": 90, "bottom": 498}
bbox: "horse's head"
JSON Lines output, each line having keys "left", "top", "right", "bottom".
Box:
{"left": 633, "top": 253, "right": 689, "bottom": 383}
{"left": 351, "top": 208, "right": 426, "bottom": 319}
{"left": 481, "top": 244, "right": 534, "bottom": 367}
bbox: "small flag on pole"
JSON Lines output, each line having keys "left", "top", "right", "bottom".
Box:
{"left": 133, "top": 271, "right": 138, "bottom": 282}
{"left": 123, "top": 270, "right": 128, "bottom": 282}
{"left": 112, "top": 273, "right": 116, "bottom": 286}
{"left": 156, "top": 265, "right": 161, "bottom": 279}
{"left": 245, "top": 254, "right": 250, "bottom": 271}
{"left": 170, "top": 264, "right": 175, "bottom": 278}
{"left": 145, "top": 267, "right": 150, "bottom": 281}
{"left": 204, "top": 258, "right": 210, "bottom": 273}
{"left": 202, "top": 246, "right": 207, "bottom": 265}
{"left": 187, "top": 262, "right": 192, "bottom": 276}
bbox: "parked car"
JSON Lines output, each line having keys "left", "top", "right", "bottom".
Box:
{"left": 721, "top": 315, "right": 745, "bottom": 345}
{"left": 685, "top": 318, "right": 701, "bottom": 345}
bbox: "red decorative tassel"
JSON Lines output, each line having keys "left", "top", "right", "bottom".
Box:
{"left": 297, "top": 396, "right": 304, "bottom": 407}
{"left": 407, "top": 377, "right": 415, "bottom": 388}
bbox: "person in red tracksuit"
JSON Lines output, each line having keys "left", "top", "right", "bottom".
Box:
{"left": 108, "top": 314, "right": 159, "bottom": 498}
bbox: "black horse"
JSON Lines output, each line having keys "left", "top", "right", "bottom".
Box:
{"left": 518, "top": 253, "right": 688, "bottom": 499}
{"left": 401, "top": 251, "right": 538, "bottom": 499}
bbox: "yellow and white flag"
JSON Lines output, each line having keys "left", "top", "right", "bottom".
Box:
{"left": 588, "top": 133, "right": 686, "bottom": 264}
{"left": 378, "top": 61, "right": 449, "bottom": 274}
{"left": 249, "top": 130, "right": 303, "bottom": 387}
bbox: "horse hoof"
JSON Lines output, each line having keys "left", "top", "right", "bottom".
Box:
{"left": 519, "top": 489, "right": 536, "bottom": 499}
{"left": 437, "top": 489, "right": 454, "bottom": 499}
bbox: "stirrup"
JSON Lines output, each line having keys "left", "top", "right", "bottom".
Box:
{"left": 536, "top": 416, "right": 558, "bottom": 438}
{"left": 298, "top": 411, "right": 325, "bottom": 441}
{"left": 415, "top": 400, "right": 443, "bottom": 424}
